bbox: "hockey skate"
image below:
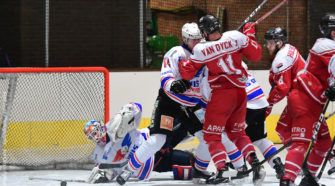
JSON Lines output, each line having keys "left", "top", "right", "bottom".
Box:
{"left": 273, "top": 157, "right": 285, "bottom": 179}
{"left": 116, "top": 167, "right": 133, "bottom": 185}
{"left": 206, "top": 168, "right": 231, "bottom": 184}
{"left": 192, "top": 167, "right": 214, "bottom": 184}
{"left": 250, "top": 153, "right": 266, "bottom": 186}
{"left": 280, "top": 179, "right": 297, "bottom": 186}
{"left": 231, "top": 164, "right": 249, "bottom": 180}
{"left": 298, "top": 173, "right": 325, "bottom": 186}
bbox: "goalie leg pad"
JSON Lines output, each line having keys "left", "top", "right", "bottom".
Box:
{"left": 172, "top": 165, "right": 193, "bottom": 180}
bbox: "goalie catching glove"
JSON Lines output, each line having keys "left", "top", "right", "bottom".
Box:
{"left": 170, "top": 79, "right": 191, "bottom": 94}
{"left": 107, "top": 102, "right": 142, "bottom": 142}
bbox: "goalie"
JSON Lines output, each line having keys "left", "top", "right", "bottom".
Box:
{"left": 83, "top": 102, "right": 194, "bottom": 184}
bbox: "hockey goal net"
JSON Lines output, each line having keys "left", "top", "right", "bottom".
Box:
{"left": 0, "top": 67, "right": 109, "bottom": 169}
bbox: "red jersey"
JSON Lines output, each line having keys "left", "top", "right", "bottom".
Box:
{"left": 268, "top": 44, "right": 306, "bottom": 105}
{"left": 306, "top": 38, "right": 335, "bottom": 89}
{"left": 179, "top": 30, "right": 262, "bottom": 89}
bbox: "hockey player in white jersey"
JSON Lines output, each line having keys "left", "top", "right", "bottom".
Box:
{"left": 84, "top": 102, "right": 153, "bottom": 183}
{"left": 242, "top": 62, "right": 285, "bottom": 179}
{"left": 116, "top": 23, "right": 215, "bottom": 185}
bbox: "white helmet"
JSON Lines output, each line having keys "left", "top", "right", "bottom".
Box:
{"left": 182, "top": 22, "right": 202, "bottom": 43}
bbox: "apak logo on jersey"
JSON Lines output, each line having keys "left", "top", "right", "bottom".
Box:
{"left": 113, "top": 133, "right": 132, "bottom": 162}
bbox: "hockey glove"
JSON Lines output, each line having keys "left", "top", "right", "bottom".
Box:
{"left": 325, "top": 85, "right": 335, "bottom": 101}
{"left": 170, "top": 79, "right": 191, "bottom": 94}
{"left": 242, "top": 22, "right": 256, "bottom": 40}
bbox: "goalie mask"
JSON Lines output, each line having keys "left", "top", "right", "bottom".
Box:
{"left": 84, "top": 120, "right": 107, "bottom": 146}
{"left": 107, "top": 102, "right": 142, "bottom": 142}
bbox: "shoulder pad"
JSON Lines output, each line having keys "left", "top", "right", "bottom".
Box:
{"left": 271, "top": 44, "right": 297, "bottom": 73}
{"left": 311, "top": 38, "right": 335, "bottom": 54}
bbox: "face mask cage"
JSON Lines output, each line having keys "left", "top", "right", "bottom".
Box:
{"left": 85, "top": 121, "right": 107, "bottom": 144}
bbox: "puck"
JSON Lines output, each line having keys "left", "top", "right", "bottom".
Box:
{"left": 60, "top": 181, "right": 67, "bottom": 186}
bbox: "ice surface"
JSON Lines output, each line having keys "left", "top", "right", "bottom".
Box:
{"left": 2, "top": 145, "right": 335, "bottom": 186}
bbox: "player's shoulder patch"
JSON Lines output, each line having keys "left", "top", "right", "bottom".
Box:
{"left": 160, "top": 115, "right": 174, "bottom": 131}
{"left": 271, "top": 45, "right": 296, "bottom": 73}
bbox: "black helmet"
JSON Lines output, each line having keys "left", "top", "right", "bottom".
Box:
{"left": 198, "top": 15, "right": 221, "bottom": 34}
{"left": 319, "top": 13, "right": 335, "bottom": 38}
{"left": 264, "top": 27, "right": 287, "bottom": 43}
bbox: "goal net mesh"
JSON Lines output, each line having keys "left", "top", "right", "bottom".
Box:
{"left": 0, "top": 67, "right": 109, "bottom": 169}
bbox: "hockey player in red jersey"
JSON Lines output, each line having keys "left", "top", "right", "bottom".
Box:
{"left": 179, "top": 14, "right": 265, "bottom": 184}
{"left": 298, "top": 13, "right": 335, "bottom": 185}
{"left": 263, "top": 25, "right": 332, "bottom": 186}
{"left": 326, "top": 55, "right": 335, "bottom": 176}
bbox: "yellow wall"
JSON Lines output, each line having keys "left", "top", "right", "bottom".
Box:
{"left": 139, "top": 114, "right": 335, "bottom": 144}
{"left": 5, "top": 114, "right": 334, "bottom": 150}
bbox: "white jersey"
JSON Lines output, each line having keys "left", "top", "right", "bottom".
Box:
{"left": 160, "top": 44, "right": 206, "bottom": 107}
{"left": 92, "top": 128, "right": 152, "bottom": 178}
{"left": 245, "top": 74, "right": 269, "bottom": 109}
{"left": 328, "top": 55, "right": 335, "bottom": 86}
{"left": 200, "top": 63, "right": 268, "bottom": 109}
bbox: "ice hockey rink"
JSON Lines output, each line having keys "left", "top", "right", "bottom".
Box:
{"left": 1, "top": 144, "right": 335, "bottom": 186}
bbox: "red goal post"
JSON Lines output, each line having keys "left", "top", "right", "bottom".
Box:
{"left": 0, "top": 67, "right": 109, "bottom": 169}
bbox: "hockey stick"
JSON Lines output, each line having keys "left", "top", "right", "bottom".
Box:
{"left": 222, "top": 140, "right": 292, "bottom": 177}
{"left": 316, "top": 109, "right": 335, "bottom": 178}
{"left": 317, "top": 134, "right": 335, "bottom": 179}
{"left": 98, "top": 161, "right": 128, "bottom": 169}
{"left": 29, "top": 176, "right": 177, "bottom": 183}
{"left": 243, "top": 140, "right": 291, "bottom": 175}
{"left": 250, "top": 0, "right": 288, "bottom": 28}
{"left": 29, "top": 176, "right": 86, "bottom": 183}
{"left": 300, "top": 100, "right": 330, "bottom": 181}
{"left": 236, "top": 0, "right": 269, "bottom": 30}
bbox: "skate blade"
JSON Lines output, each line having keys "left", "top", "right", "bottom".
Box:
{"left": 253, "top": 171, "right": 266, "bottom": 186}
{"left": 192, "top": 178, "right": 207, "bottom": 185}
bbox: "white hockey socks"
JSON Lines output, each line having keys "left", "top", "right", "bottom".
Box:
{"left": 253, "top": 138, "right": 278, "bottom": 168}
{"left": 221, "top": 132, "right": 244, "bottom": 169}
{"left": 130, "top": 133, "right": 166, "bottom": 168}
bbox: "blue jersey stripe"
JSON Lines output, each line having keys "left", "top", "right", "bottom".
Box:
{"left": 264, "top": 147, "right": 277, "bottom": 159}
{"left": 195, "top": 158, "right": 209, "bottom": 168}
{"left": 161, "top": 77, "right": 172, "bottom": 88}
{"left": 166, "top": 91, "right": 202, "bottom": 105}
{"left": 139, "top": 157, "right": 152, "bottom": 180}
{"left": 247, "top": 88, "right": 264, "bottom": 101}
{"left": 130, "top": 155, "right": 142, "bottom": 169}
{"left": 228, "top": 150, "right": 242, "bottom": 161}
{"left": 141, "top": 133, "right": 147, "bottom": 140}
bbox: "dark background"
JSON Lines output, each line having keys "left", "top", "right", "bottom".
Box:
{"left": 0, "top": 0, "right": 333, "bottom": 70}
